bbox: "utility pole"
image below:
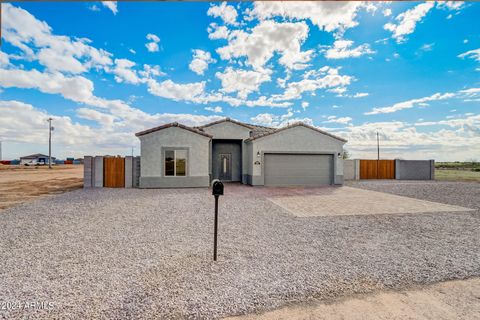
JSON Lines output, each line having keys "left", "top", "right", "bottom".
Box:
{"left": 47, "top": 118, "right": 53, "bottom": 169}
{"left": 377, "top": 131, "right": 380, "bottom": 161}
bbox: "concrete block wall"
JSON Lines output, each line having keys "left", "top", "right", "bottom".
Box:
{"left": 343, "top": 159, "right": 360, "bottom": 180}
{"left": 83, "top": 156, "right": 93, "bottom": 188}
{"left": 133, "top": 156, "right": 141, "bottom": 188}
{"left": 395, "top": 159, "right": 435, "bottom": 180}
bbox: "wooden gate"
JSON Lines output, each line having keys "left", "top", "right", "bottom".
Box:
{"left": 104, "top": 157, "right": 125, "bottom": 187}
{"left": 360, "top": 160, "right": 395, "bottom": 179}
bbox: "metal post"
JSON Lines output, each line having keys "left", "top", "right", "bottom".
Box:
{"left": 213, "top": 194, "right": 219, "bottom": 261}
{"left": 48, "top": 118, "right": 53, "bottom": 169}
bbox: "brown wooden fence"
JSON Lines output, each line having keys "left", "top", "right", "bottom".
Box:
{"left": 104, "top": 157, "right": 125, "bottom": 188}
{"left": 360, "top": 160, "right": 395, "bottom": 179}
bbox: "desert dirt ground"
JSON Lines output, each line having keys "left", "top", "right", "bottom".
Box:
{"left": 227, "top": 277, "right": 480, "bottom": 320}
{"left": 0, "top": 164, "right": 83, "bottom": 210}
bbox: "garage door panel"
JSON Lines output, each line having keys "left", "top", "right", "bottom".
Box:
{"left": 264, "top": 154, "right": 332, "bottom": 186}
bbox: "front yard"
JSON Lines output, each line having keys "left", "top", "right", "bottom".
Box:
{"left": 0, "top": 181, "right": 479, "bottom": 319}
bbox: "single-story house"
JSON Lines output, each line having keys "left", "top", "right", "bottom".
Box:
{"left": 135, "top": 118, "right": 347, "bottom": 188}
{"left": 19, "top": 153, "right": 55, "bottom": 165}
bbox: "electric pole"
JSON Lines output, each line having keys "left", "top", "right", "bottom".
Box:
{"left": 377, "top": 131, "right": 380, "bottom": 161}
{"left": 47, "top": 118, "right": 53, "bottom": 169}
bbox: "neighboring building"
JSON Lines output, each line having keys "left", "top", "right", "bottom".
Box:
{"left": 19, "top": 153, "right": 55, "bottom": 165}
{"left": 135, "top": 118, "right": 347, "bottom": 188}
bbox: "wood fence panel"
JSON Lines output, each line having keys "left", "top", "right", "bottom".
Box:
{"left": 360, "top": 160, "right": 395, "bottom": 179}
{"left": 378, "top": 160, "right": 395, "bottom": 179}
{"left": 104, "top": 157, "right": 125, "bottom": 188}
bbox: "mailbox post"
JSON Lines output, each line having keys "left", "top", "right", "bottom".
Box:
{"left": 211, "top": 179, "right": 224, "bottom": 261}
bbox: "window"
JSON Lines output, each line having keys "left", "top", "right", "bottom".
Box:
{"left": 164, "top": 150, "right": 187, "bottom": 176}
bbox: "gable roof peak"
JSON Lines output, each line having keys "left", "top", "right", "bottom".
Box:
{"left": 245, "top": 121, "right": 347, "bottom": 143}
{"left": 135, "top": 122, "right": 212, "bottom": 138}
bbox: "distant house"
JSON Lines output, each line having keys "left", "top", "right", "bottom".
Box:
{"left": 19, "top": 153, "right": 55, "bottom": 165}
{"left": 135, "top": 118, "right": 347, "bottom": 188}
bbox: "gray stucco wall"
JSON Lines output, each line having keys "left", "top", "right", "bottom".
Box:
{"left": 212, "top": 140, "right": 242, "bottom": 182}
{"left": 202, "top": 122, "right": 252, "bottom": 184}
{"left": 124, "top": 156, "right": 133, "bottom": 188}
{"left": 395, "top": 159, "right": 435, "bottom": 180}
{"left": 138, "top": 126, "right": 210, "bottom": 188}
{"left": 201, "top": 121, "right": 251, "bottom": 140}
{"left": 94, "top": 156, "right": 103, "bottom": 187}
{"left": 246, "top": 126, "right": 345, "bottom": 185}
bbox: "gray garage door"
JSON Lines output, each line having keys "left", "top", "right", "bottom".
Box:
{"left": 264, "top": 154, "right": 333, "bottom": 186}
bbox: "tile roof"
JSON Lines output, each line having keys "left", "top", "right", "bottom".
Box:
{"left": 135, "top": 122, "right": 213, "bottom": 138}
{"left": 245, "top": 122, "right": 348, "bottom": 143}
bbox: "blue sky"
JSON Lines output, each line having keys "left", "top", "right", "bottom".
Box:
{"left": 0, "top": 1, "right": 479, "bottom": 160}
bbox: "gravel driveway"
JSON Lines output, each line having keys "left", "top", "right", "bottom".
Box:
{"left": 0, "top": 181, "right": 479, "bottom": 319}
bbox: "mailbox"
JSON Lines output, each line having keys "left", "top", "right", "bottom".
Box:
{"left": 212, "top": 179, "right": 224, "bottom": 196}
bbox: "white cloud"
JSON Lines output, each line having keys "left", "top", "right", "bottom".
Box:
{"left": 301, "top": 101, "right": 309, "bottom": 111}
{"left": 216, "top": 20, "right": 313, "bottom": 70}
{"left": 365, "top": 92, "right": 455, "bottom": 115}
{"left": 420, "top": 43, "right": 435, "bottom": 52}
{"left": 383, "top": 8, "right": 392, "bottom": 17}
{"left": 353, "top": 92, "right": 369, "bottom": 98}
{"left": 0, "top": 68, "right": 95, "bottom": 103}
{"left": 111, "top": 59, "right": 141, "bottom": 84}
{"left": 437, "top": 1, "right": 465, "bottom": 11}
{"left": 189, "top": 49, "right": 216, "bottom": 75}
{"left": 215, "top": 67, "right": 271, "bottom": 99}
{"left": 273, "top": 66, "right": 352, "bottom": 101}
{"left": 102, "top": 2, "right": 118, "bottom": 15}
{"left": 129, "top": 48, "right": 136, "bottom": 54}
{"left": 324, "top": 39, "right": 375, "bottom": 59}
{"left": 250, "top": 110, "right": 313, "bottom": 128}
{"left": 207, "top": 2, "right": 238, "bottom": 26}
{"left": 3, "top": 3, "right": 113, "bottom": 74}
{"left": 204, "top": 106, "right": 223, "bottom": 113}
{"left": 0, "top": 52, "right": 10, "bottom": 67}
{"left": 88, "top": 5, "right": 101, "bottom": 12}
{"left": 248, "top": 2, "right": 372, "bottom": 34}
{"left": 207, "top": 23, "right": 230, "bottom": 40}
{"left": 145, "top": 33, "right": 160, "bottom": 52}
{"left": 147, "top": 79, "right": 206, "bottom": 102}
{"left": 384, "top": 2, "right": 434, "bottom": 43}
{"left": 458, "top": 48, "right": 480, "bottom": 62}
{"left": 324, "top": 116, "right": 352, "bottom": 124}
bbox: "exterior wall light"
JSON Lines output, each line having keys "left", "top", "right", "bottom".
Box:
{"left": 338, "top": 152, "right": 342, "bottom": 158}
{"left": 257, "top": 151, "right": 261, "bottom": 158}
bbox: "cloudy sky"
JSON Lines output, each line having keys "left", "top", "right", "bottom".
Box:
{"left": 0, "top": 1, "right": 479, "bottom": 160}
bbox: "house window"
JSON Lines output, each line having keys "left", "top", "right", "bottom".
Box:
{"left": 165, "top": 150, "right": 187, "bottom": 176}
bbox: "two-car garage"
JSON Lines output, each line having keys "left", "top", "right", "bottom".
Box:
{"left": 264, "top": 154, "right": 333, "bottom": 186}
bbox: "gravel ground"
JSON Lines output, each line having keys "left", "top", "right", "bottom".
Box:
{"left": 0, "top": 182, "right": 479, "bottom": 319}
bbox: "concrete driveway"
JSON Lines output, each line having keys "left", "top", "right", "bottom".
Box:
{"left": 266, "top": 186, "right": 473, "bottom": 217}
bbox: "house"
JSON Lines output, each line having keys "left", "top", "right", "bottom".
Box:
{"left": 135, "top": 118, "right": 347, "bottom": 188}
{"left": 19, "top": 153, "right": 55, "bottom": 165}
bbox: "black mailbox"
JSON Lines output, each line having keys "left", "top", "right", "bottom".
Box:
{"left": 212, "top": 179, "right": 224, "bottom": 196}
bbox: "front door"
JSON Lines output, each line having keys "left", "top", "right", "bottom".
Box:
{"left": 219, "top": 153, "right": 232, "bottom": 181}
